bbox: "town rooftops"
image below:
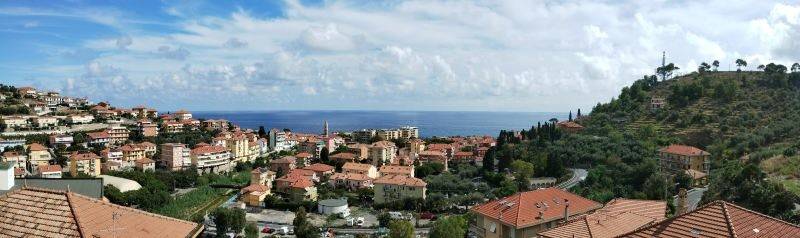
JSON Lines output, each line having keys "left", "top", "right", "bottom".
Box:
{"left": 539, "top": 198, "right": 666, "bottom": 238}
{"left": 556, "top": 121, "right": 585, "bottom": 129}
{"left": 371, "top": 140, "right": 396, "bottom": 148}
{"left": 621, "top": 200, "right": 800, "bottom": 238}
{"left": 70, "top": 152, "right": 100, "bottom": 161}
{"left": 373, "top": 174, "right": 426, "bottom": 187}
{"left": 37, "top": 164, "right": 62, "bottom": 173}
{"left": 27, "top": 143, "right": 48, "bottom": 151}
{"left": 271, "top": 156, "right": 297, "bottom": 164}
{"left": 330, "top": 172, "right": 372, "bottom": 181}
{"left": 379, "top": 165, "right": 413, "bottom": 175}
{"left": 0, "top": 187, "right": 202, "bottom": 237}
{"left": 305, "top": 163, "right": 334, "bottom": 173}
{"left": 241, "top": 184, "right": 270, "bottom": 193}
{"left": 331, "top": 152, "right": 356, "bottom": 159}
{"left": 190, "top": 145, "right": 227, "bottom": 155}
{"left": 295, "top": 152, "right": 313, "bottom": 159}
{"left": 342, "top": 162, "right": 374, "bottom": 171}
{"left": 470, "top": 188, "right": 603, "bottom": 229}
{"left": 86, "top": 131, "right": 109, "bottom": 139}
{"left": 658, "top": 144, "right": 710, "bottom": 157}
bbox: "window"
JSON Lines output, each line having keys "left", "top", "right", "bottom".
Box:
{"left": 489, "top": 222, "right": 497, "bottom": 233}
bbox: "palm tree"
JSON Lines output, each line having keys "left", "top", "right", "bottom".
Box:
{"left": 735, "top": 59, "right": 747, "bottom": 72}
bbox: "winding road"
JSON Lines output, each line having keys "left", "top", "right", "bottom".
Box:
{"left": 556, "top": 168, "right": 588, "bottom": 189}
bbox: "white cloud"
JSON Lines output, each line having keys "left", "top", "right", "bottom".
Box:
{"left": 116, "top": 35, "right": 132, "bottom": 50}
{"left": 28, "top": 0, "right": 800, "bottom": 111}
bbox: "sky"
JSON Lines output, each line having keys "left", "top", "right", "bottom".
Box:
{"left": 1, "top": 0, "right": 799, "bottom": 112}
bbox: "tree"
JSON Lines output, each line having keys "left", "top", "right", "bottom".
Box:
{"left": 429, "top": 215, "right": 467, "bottom": 238}
{"left": 758, "top": 64, "right": 766, "bottom": 71}
{"left": 258, "top": 126, "right": 267, "bottom": 138}
{"left": 293, "top": 207, "right": 315, "bottom": 238}
{"left": 388, "top": 220, "right": 415, "bottom": 238}
{"left": 568, "top": 111, "right": 573, "bottom": 122}
{"left": 792, "top": 63, "right": 800, "bottom": 73}
{"left": 698, "top": 62, "right": 711, "bottom": 73}
{"left": 712, "top": 60, "right": 720, "bottom": 71}
{"left": 482, "top": 147, "right": 496, "bottom": 172}
{"left": 212, "top": 207, "right": 246, "bottom": 237}
{"left": 656, "top": 63, "right": 680, "bottom": 79}
{"left": 576, "top": 109, "right": 582, "bottom": 118}
{"left": 378, "top": 212, "right": 392, "bottom": 227}
{"left": 735, "top": 59, "right": 747, "bottom": 71}
{"left": 244, "top": 222, "right": 259, "bottom": 238}
{"left": 511, "top": 160, "right": 535, "bottom": 190}
{"left": 320, "top": 147, "right": 330, "bottom": 164}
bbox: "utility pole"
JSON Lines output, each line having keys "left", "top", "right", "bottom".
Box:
{"left": 660, "top": 51, "right": 667, "bottom": 81}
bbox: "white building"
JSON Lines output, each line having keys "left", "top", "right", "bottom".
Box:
{"left": 317, "top": 198, "right": 350, "bottom": 217}
{"left": 161, "top": 143, "right": 191, "bottom": 171}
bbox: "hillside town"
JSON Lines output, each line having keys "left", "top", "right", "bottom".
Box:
{"left": 2, "top": 83, "right": 798, "bottom": 238}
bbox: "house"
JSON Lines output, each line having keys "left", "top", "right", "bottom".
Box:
{"left": 119, "top": 144, "right": 146, "bottom": 165}
{"left": 66, "top": 114, "right": 94, "bottom": 124}
{"left": 106, "top": 125, "right": 129, "bottom": 145}
{"left": 399, "top": 126, "right": 419, "bottom": 139}
{"left": 215, "top": 132, "right": 255, "bottom": 164}
{"left": 304, "top": 163, "right": 335, "bottom": 178}
{"left": 379, "top": 165, "right": 414, "bottom": 177}
{"left": 0, "top": 186, "right": 203, "bottom": 237}
{"left": 86, "top": 131, "right": 110, "bottom": 147}
{"left": 556, "top": 121, "right": 584, "bottom": 133}
{"left": 342, "top": 162, "right": 379, "bottom": 179}
{"left": 0, "top": 138, "right": 25, "bottom": 152}
{"left": 16, "top": 86, "right": 36, "bottom": 96}
{"left": 369, "top": 141, "right": 397, "bottom": 165}
{"left": 1, "top": 151, "right": 27, "bottom": 170}
{"left": 621, "top": 200, "right": 800, "bottom": 237}
{"left": 241, "top": 183, "right": 271, "bottom": 207}
{"left": 658, "top": 145, "right": 711, "bottom": 185}
{"left": 162, "top": 121, "right": 185, "bottom": 133}
{"left": 99, "top": 148, "right": 123, "bottom": 164}
{"left": 470, "top": 188, "right": 603, "bottom": 238}
{"left": 251, "top": 167, "right": 277, "bottom": 186}
{"left": 135, "top": 158, "right": 156, "bottom": 171}
{"left": 138, "top": 119, "right": 159, "bottom": 137}
{"left": 69, "top": 152, "right": 101, "bottom": 177}
{"left": 275, "top": 175, "right": 318, "bottom": 201}
{"left": 650, "top": 97, "right": 666, "bottom": 110}
{"left": 346, "top": 143, "right": 369, "bottom": 159}
{"left": 373, "top": 174, "right": 427, "bottom": 204}
{"left": 191, "top": 145, "right": 231, "bottom": 175}
{"left": 330, "top": 152, "right": 358, "bottom": 164}
{"left": 173, "top": 109, "right": 193, "bottom": 120}
{"left": 417, "top": 150, "right": 449, "bottom": 170}
{"left": 49, "top": 134, "right": 74, "bottom": 147}
{"left": 270, "top": 156, "right": 298, "bottom": 174}
{"left": 27, "top": 143, "right": 52, "bottom": 167}
{"left": 295, "top": 152, "right": 314, "bottom": 166}
{"left": 161, "top": 143, "right": 191, "bottom": 171}
{"left": 0, "top": 116, "right": 28, "bottom": 130}
{"left": 30, "top": 116, "right": 58, "bottom": 128}
{"left": 36, "top": 164, "right": 62, "bottom": 178}
{"left": 539, "top": 198, "right": 666, "bottom": 238}
{"left": 329, "top": 172, "right": 373, "bottom": 190}
{"left": 407, "top": 139, "right": 425, "bottom": 155}
{"left": 202, "top": 119, "right": 229, "bottom": 131}
{"left": 283, "top": 169, "right": 320, "bottom": 183}
{"left": 453, "top": 151, "right": 476, "bottom": 164}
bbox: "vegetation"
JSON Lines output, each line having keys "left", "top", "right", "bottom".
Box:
{"left": 211, "top": 207, "right": 246, "bottom": 237}
{"left": 429, "top": 215, "right": 468, "bottom": 238}
{"left": 388, "top": 220, "right": 415, "bottom": 238}
{"left": 293, "top": 207, "right": 316, "bottom": 238}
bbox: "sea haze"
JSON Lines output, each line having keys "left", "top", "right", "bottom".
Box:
{"left": 192, "top": 111, "right": 567, "bottom": 138}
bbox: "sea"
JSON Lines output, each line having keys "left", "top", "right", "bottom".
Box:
{"left": 192, "top": 111, "right": 567, "bottom": 138}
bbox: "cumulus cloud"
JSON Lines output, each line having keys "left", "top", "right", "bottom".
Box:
{"left": 116, "top": 35, "right": 132, "bottom": 50}
{"left": 29, "top": 0, "right": 800, "bottom": 111}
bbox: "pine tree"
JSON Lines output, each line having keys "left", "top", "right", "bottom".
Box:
{"left": 577, "top": 109, "right": 582, "bottom": 118}
{"left": 568, "top": 111, "right": 573, "bottom": 122}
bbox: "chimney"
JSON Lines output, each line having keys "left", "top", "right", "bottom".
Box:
{"left": 677, "top": 188, "right": 688, "bottom": 215}
{"left": 563, "top": 199, "right": 570, "bottom": 222}
{"left": 0, "top": 161, "right": 15, "bottom": 191}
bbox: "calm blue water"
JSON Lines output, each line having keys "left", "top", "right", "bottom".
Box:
{"left": 192, "top": 111, "right": 566, "bottom": 138}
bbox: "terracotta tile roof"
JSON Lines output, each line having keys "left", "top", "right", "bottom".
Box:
{"left": 371, "top": 140, "right": 396, "bottom": 148}
{"left": 330, "top": 152, "right": 356, "bottom": 159}
{"left": 373, "top": 174, "right": 426, "bottom": 187}
{"left": 540, "top": 199, "right": 666, "bottom": 238}
{"left": 286, "top": 169, "right": 316, "bottom": 178}
{"left": 190, "top": 145, "right": 227, "bottom": 155}
{"left": 454, "top": 151, "right": 474, "bottom": 157}
{"left": 342, "top": 162, "right": 374, "bottom": 172}
{"left": 471, "top": 188, "right": 602, "bottom": 229}
{"left": 38, "top": 164, "right": 62, "bottom": 173}
{"left": 271, "top": 156, "right": 297, "bottom": 164}
{"left": 87, "top": 131, "right": 109, "bottom": 139}
{"left": 330, "top": 172, "right": 372, "bottom": 181}
{"left": 418, "top": 150, "right": 445, "bottom": 157}
{"left": 426, "top": 143, "right": 451, "bottom": 151}
{"left": 27, "top": 143, "right": 48, "bottom": 151}
{"left": 379, "top": 165, "right": 413, "bottom": 175}
{"left": 70, "top": 152, "right": 100, "bottom": 161}
{"left": 295, "top": 152, "right": 313, "bottom": 158}
{"left": 2, "top": 151, "right": 22, "bottom": 157}
{"left": 0, "top": 187, "right": 202, "bottom": 237}
{"left": 658, "top": 144, "right": 710, "bottom": 157}
{"left": 136, "top": 158, "right": 155, "bottom": 165}
{"left": 621, "top": 200, "right": 800, "bottom": 238}
{"left": 305, "top": 163, "right": 334, "bottom": 172}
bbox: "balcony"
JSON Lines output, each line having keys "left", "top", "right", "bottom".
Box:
{"left": 469, "top": 224, "right": 486, "bottom": 238}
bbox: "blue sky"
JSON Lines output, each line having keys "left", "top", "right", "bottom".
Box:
{"left": 2, "top": 1, "right": 799, "bottom": 112}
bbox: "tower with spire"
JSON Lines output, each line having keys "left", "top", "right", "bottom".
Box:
{"left": 323, "top": 120, "right": 329, "bottom": 137}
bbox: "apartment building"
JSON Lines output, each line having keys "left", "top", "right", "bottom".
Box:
{"left": 137, "top": 119, "right": 159, "bottom": 137}
{"left": 399, "top": 126, "right": 419, "bottom": 139}
{"left": 30, "top": 116, "right": 58, "bottom": 129}
{"left": 191, "top": 145, "right": 231, "bottom": 175}
{"left": 66, "top": 114, "right": 94, "bottom": 124}
{"left": 342, "top": 162, "right": 379, "bottom": 179}
{"left": 107, "top": 125, "right": 130, "bottom": 145}
{"left": 49, "top": 134, "right": 73, "bottom": 147}
{"left": 161, "top": 143, "right": 191, "bottom": 171}
{"left": 69, "top": 152, "right": 102, "bottom": 177}
{"left": 373, "top": 174, "right": 427, "bottom": 204}
{"left": 369, "top": 141, "right": 397, "bottom": 166}
{"left": 379, "top": 165, "right": 414, "bottom": 177}
{"left": 26, "top": 143, "right": 51, "bottom": 167}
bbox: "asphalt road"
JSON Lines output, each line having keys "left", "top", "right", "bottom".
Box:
{"left": 556, "top": 168, "right": 588, "bottom": 189}
{"left": 673, "top": 187, "right": 708, "bottom": 212}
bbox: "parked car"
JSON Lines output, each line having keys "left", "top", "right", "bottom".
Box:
{"left": 262, "top": 227, "right": 274, "bottom": 234}
{"left": 277, "top": 226, "right": 289, "bottom": 235}
{"left": 356, "top": 217, "right": 365, "bottom": 227}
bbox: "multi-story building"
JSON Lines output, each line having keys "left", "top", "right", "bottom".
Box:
{"left": 269, "top": 129, "right": 294, "bottom": 152}
{"left": 1, "top": 151, "right": 27, "bottom": 171}
{"left": 215, "top": 132, "right": 254, "bottom": 164}
{"left": 173, "top": 109, "right": 193, "bottom": 120}
{"left": 107, "top": 125, "right": 129, "bottom": 145}
{"left": 377, "top": 129, "right": 401, "bottom": 140}
{"left": 658, "top": 144, "right": 711, "bottom": 185}
{"left": 119, "top": 144, "right": 146, "bottom": 166}
{"left": 304, "top": 163, "right": 335, "bottom": 178}
{"left": 275, "top": 175, "right": 317, "bottom": 201}
{"left": 342, "top": 162, "right": 379, "bottom": 179}
{"left": 399, "top": 126, "right": 419, "bottom": 139}
{"left": 329, "top": 172, "right": 373, "bottom": 190}
{"left": 470, "top": 188, "right": 603, "bottom": 238}
{"left": 369, "top": 141, "right": 397, "bottom": 166}
{"left": 30, "top": 116, "right": 58, "bottom": 129}
{"left": 203, "top": 119, "right": 229, "bottom": 131}
{"left": 135, "top": 158, "right": 156, "bottom": 171}
{"left": 373, "top": 174, "right": 427, "bottom": 204}
{"left": 162, "top": 121, "right": 184, "bottom": 133}
{"left": 26, "top": 143, "right": 51, "bottom": 167}
{"left": 269, "top": 156, "right": 297, "bottom": 174}
{"left": 352, "top": 129, "right": 376, "bottom": 143}
{"left": 1, "top": 116, "right": 28, "bottom": 130}
{"left": 191, "top": 145, "right": 231, "bottom": 174}
{"left": 418, "top": 150, "right": 449, "bottom": 171}
{"left": 137, "top": 119, "right": 159, "bottom": 137}
{"left": 0, "top": 138, "right": 25, "bottom": 152}
{"left": 36, "top": 164, "right": 62, "bottom": 178}
{"left": 379, "top": 165, "right": 414, "bottom": 177}
{"left": 251, "top": 167, "right": 277, "bottom": 186}
{"left": 86, "top": 131, "right": 110, "bottom": 147}
{"left": 161, "top": 143, "right": 191, "bottom": 171}
{"left": 69, "top": 152, "right": 102, "bottom": 177}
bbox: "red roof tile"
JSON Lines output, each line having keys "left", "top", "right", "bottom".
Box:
{"left": 471, "top": 188, "right": 603, "bottom": 229}
{"left": 373, "top": 174, "right": 426, "bottom": 187}
{"left": 190, "top": 145, "right": 227, "bottom": 155}
{"left": 27, "top": 143, "right": 48, "bottom": 151}
{"left": 305, "top": 163, "right": 334, "bottom": 172}
{"left": 658, "top": 144, "right": 710, "bottom": 157}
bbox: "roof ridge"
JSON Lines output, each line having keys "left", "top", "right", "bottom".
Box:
{"left": 67, "top": 190, "right": 202, "bottom": 227}
{"left": 720, "top": 201, "right": 737, "bottom": 238}
{"left": 615, "top": 199, "right": 724, "bottom": 237}
{"left": 65, "top": 192, "right": 87, "bottom": 237}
